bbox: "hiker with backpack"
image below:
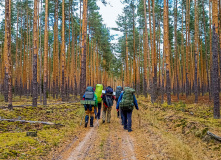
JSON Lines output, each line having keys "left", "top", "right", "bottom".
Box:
{"left": 83, "top": 86, "right": 98, "bottom": 127}
{"left": 95, "top": 84, "right": 103, "bottom": 119}
{"left": 101, "top": 86, "right": 115, "bottom": 123}
{"left": 115, "top": 86, "right": 124, "bottom": 124}
{"left": 116, "top": 87, "right": 139, "bottom": 132}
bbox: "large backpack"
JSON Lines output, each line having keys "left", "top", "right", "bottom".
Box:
{"left": 116, "top": 86, "right": 123, "bottom": 99}
{"left": 119, "top": 87, "right": 135, "bottom": 111}
{"left": 84, "top": 86, "right": 95, "bottom": 110}
{"left": 104, "top": 86, "right": 113, "bottom": 107}
{"left": 95, "top": 84, "right": 103, "bottom": 103}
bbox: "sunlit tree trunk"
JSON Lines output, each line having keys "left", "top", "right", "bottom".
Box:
{"left": 143, "top": 0, "right": 149, "bottom": 97}
{"left": 164, "top": 0, "right": 171, "bottom": 105}
{"left": 186, "top": 0, "right": 190, "bottom": 97}
{"left": 133, "top": 4, "right": 136, "bottom": 89}
{"left": 194, "top": 0, "right": 198, "bottom": 103}
{"left": 61, "top": 0, "right": 66, "bottom": 101}
{"left": 202, "top": 0, "right": 210, "bottom": 97}
{"left": 151, "top": 0, "right": 157, "bottom": 102}
{"left": 5, "top": 0, "right": 12, "bottom": 109}
{"left": 174, "top": 0, "right": 179, "bottom": 100}
{"left": 125, "top": 29, "right": 129, "bottom": 87}
{"left": 43, "top": 0, "right": 48, "bottom": 105}
{"left": 209, "top": 0, "right": 213, "bottom": 99}
{"left": 15, "top": 4, "right": 20, "bottom": 95}
{"left": 80, "top": 0, "right": 88, "bottom": 97}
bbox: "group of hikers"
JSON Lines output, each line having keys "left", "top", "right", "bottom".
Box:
{"left": 82, "top": 84, "right": 139, "bottom": 132}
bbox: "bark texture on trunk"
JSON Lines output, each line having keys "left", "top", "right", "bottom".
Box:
{"left": 212, "top": 26, "right": 220, "bottom": 119}
{"left": 164, "top": 0, "right": 171, "bottom": 105}
{"left": 5, "top": 0, "right": 12, "bottom": 109}
{"left": 43, "top": 0, "right": 48, "bottom": 105}
{"left": 32, "top": 0, "right": 38, "bottom": 107}
{"left": 80, "top": 0, "right": 88, "bottom": 97}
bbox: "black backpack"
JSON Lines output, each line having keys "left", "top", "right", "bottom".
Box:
{"left": 104, "top": 86, "right": 113, "bottom": 107}
{"left": 116, "top": 86, "right": 123, "bottom": 99}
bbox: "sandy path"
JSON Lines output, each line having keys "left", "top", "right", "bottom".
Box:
{"left": 65, "top": 104, "right": 137, "bottom": 160}
{"left": 66, "top": 123, "right": 98, "bottom": 160}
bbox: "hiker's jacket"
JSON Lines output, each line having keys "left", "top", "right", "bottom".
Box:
{"left": 83, "top": 94, "right": 98, "bottom": 107}
{"left": 101, "top": 94, "right": 116, "bottom": 108}
{"left": 116, "top": 92, "right": 139, "bottom": 110}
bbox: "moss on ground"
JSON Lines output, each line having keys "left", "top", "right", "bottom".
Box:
{"left": 0, "top": 100, "right": 83, "bottom": 159}
{"left": 137, "top": 95, "right": 221, "bottom": 159}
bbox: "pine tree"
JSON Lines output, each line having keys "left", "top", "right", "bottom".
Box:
{"left": 212, "top": 0, "right": 220, "bottom": 119}
{"left": 43, "top": 0, "right": 48, "bottom": 105}
{"left": 164, "top": 0, "right": 171, "bottom": 105}
{"left": 80, "top": 0, "right": 88, "bottom": 96}
{"left": 32, "top": 0, "right": 38, "bottom": 107}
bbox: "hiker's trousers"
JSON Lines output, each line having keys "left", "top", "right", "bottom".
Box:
{"left": 102, "top": 106, "right": 112, "bottom": 122}
{"left": 97, "top": 103, "right": 102, "bottom": 119}
{"left": 122, "top": 110, "right": 132, "bottom": 131}
{"left": 85, "top": 106, "right": 95, "bottom": 116}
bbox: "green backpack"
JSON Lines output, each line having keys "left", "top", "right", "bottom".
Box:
{"left": 119, "top": 87, "right": 135, "bottom": 111}
{"left": 95, "top": 84, "right": 103, "bottom": 103}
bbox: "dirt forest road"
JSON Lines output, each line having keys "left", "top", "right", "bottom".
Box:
{"left": 57, "top": 102, "right": 221, "bottom": 160}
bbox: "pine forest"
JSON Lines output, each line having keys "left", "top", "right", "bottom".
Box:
{"left": 0, "top": 0, "right": 221, "bottom": 159}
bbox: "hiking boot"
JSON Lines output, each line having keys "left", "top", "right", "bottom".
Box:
{"left": 85, "top": 121, "right": 88, "bottom": 128}
{"left": 85, "top": 115, "right": 89, "bottom": 128}
{"left": 102, "top": 120, "right": 105, "bottom": 123}
{"left": 128, "top": 129, "right": 133, "bottom": 132}
{"left": 124, "top": 127, "right": 127, "bottom": 130}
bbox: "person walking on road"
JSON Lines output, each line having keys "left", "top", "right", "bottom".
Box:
{"left": 116, "top": 87, "right": 139, "bottom": 132}
{"left": 101, "top": 86, "right": 115, "bottom": 123}
{"left": 115, "top": 86, "right": 123, "bottom": 124}
{"left": 83, "top": 86, "right": 98, "bottom": 127}
{"left": 95, "top": 84, "right": 103, "bottom": 119}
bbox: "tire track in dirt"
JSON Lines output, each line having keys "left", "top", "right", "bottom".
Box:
{"left": 66, "top": 124, "right": 97, "bottom": 160}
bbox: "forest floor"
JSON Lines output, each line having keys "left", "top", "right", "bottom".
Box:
{"left": 0, "top": 95, "right": 221, "bottom": 159}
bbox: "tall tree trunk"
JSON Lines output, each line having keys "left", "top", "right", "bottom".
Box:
{"left": 133, "top": 3, "right": 136, "bottom": 89}
{"left": 80, "top": 0, "right": 88, "bottom": 97}
{"left": 43, "top": 0, "right": 48, "bottom": 105}
{"left": 61, "top": 0, "right": 66, "bottom": 101}
{"left": 174, "top": 0, "right": 179, "bottom": 100}
{"left": 202, "top": 0, "right": 210, "bottom": 97}
{"left": 210, "top": 0, "right": 213, "bottom": 100}
{"left": 5, "top": 0, "right": 12, "bottom": 109}
{"left": 164, "top": 0, "right": 171, "bottom": 105}
{"left": 186, "top": 0, "right": 190, "bottom": 97}
{"left": 212, "top": 0, "right": 220, "bottom": 119}
{"left": 143, "top": 0, "right": 149, "bottom": 97}
{"left": 194, "top": 0, "right": 198, "bottom": 103}
{"left": 39, "top": 0, "right": 42, "bottom": 103}
{"left": 15, "top": 4, "right": 20, "bottom": 95}
{"left": 33, "top": 0, "right": 38, "bottom": 107}
{"left": 181, "top": 7, "right": 185, "bottom": 96}
{"left": 125, "top": 29, "right": 129, "bottom": 87}
{"left": 151, "top": 0, "right": 157, "bottom": 103}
